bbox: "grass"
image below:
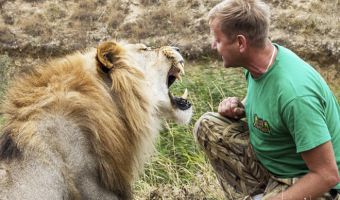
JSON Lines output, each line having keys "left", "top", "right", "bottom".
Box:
{"left": 134, "top": 61, "right": 247, "bottom": 199}
{"left": 0, "top": 53, "right": 12, "bottom": 98}
{"left": 0, "top": 53, "right": 11, "bottom": 132}
{"left": 331, "top": 85, "right": 340, "bottom": 103}
{"left": 0, "top": 116, "right": 4, "bottom": 126}
{"left": 119, "top": 1, "right": 193, "bottom": 43}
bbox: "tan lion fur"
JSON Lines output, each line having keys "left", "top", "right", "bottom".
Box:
{"left": 0, "top": 41, "right": 179, "bottom": 199}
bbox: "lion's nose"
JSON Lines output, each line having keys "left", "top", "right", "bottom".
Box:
{"left": 172, "top": 47, "right": 180, "bottom": 53}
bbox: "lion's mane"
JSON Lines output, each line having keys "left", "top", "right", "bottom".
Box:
{"left": 0, "top": 43, "right": 159, "bottom": 199}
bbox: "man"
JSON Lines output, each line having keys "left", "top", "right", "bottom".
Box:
{"left": 193, "top": 0, "right": 340, "bottom": 199}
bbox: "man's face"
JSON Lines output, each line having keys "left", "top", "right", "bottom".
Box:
{"left": 210, "top": 18, "right": 240, "bottom": 68}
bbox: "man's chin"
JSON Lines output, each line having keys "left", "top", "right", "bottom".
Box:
{"left": 223, "top": 63, "right": 238, "bottom": 69}
{"left": 223, "top": 62, "right": 230, "bottom": 68}
{"left": 222, "top": 58, "right": 235, "bottom": 68}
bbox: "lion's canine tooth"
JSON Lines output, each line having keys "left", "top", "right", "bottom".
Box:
{"left": 177, "top": 62, "right": 185, "bottom": 75}
{"left": 174, "top": 73, "right": 182, "bottom": 82}
{"left": 182, "top": 89, "right": 188, "bottom": 99}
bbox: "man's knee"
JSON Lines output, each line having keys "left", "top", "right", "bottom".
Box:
{"left": 193, "top": 112, "right": 216, "bottom": 145}
{"left": 193, "top": 112, "right": 236, "bottom": 148}
{"left": 193, "top": 112, "right": 248, "bottom": 149}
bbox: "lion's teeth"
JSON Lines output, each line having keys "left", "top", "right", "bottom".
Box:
{"left": 177, "top": 62, "right": 185, "bottom": 75}
{"left": 174, "top": 73, "right": 182, "bottom": 82}
{"left": 181, "top": 88, "right": 188, "bottom": 99}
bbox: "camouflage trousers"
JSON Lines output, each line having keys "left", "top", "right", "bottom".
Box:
{"left": 193, "top": 112, "right": 340, "bottom": 200}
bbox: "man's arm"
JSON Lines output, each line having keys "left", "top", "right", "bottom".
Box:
{"left": 270, "top": 141, "right": 340, "bottom": 200}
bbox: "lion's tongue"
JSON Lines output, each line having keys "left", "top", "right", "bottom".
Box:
{"left": 173, "top": 96, "right": 191, "bottom": 110}
{"left": 175, "top": 88, "right": 191, "bottom": 110}
{"left": 169, "top": 88, "right": 191, "bottom": 110}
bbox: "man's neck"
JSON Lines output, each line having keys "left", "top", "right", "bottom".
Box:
{"left": 245, "top": 40, "right": 276, "bottom": 79}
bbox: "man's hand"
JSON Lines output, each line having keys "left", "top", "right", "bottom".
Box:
{"left": 218, "top": 97, "right": 245, "bottom": 119}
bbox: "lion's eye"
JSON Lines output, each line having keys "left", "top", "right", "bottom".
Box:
{"left": 140, "top": 47, "right": 152, "bottom": 51}
{"left": 136, "top": 43, "right": 151, "bottom": 51}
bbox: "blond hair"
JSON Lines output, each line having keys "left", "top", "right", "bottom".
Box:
{"left": 209, "top": 0, "right": 270, "bottom": 47}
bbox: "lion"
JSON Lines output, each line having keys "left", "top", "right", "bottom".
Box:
{"left": 0, "top": 41, "right": 192, "bottom": 200}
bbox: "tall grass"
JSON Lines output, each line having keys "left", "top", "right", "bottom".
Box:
{"left": 0, "top": 116, "right": 4, "bottom": 126}
{"left": 134, "top": 61, "right": 247, "bottom": 199}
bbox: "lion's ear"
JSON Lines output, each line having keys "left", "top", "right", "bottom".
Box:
{"left": 96, "top": 41, "right": 123, "bottom": 71}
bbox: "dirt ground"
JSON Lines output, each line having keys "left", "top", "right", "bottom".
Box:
{"left": 0, "top": 0, "right": 339, "bottom": 84}
{"left": 0, "top": 0, "right": 339, "bottom": 199}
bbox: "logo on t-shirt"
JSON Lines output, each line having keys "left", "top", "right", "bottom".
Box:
{"left": 253, "top": 114, "right": 271, "bottom": 134}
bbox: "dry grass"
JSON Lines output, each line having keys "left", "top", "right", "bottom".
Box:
{"left": 119, "top": 2, "right": 192, "bottom": 40}
{"left": 0, "top": 25, "right": 15, "bottom": 44}
{"left": 2, "top": 13, "right": 14, "bottom": 25}
{"left": 0, "top": 0, "right": 337, "bottom": 81}
{"left": 140, "top": 0, "right": 160, "bottom": 6}
{"left": 46, "top": 3, "right": 67, "bottom": 21}
{"left": 273, "top": 0, "right": 339, "bottom": 37}
{"left": 22, "top": 14, "right": 52, "bottom": 38}
{"left": 114, "top": 0, "right": 213, "bottom": 59}
{"left": 22, "top": 0, "right": 45, "bottom": 2}
{"left": 71, "top": 0, "right": 101, "bottom": 23}
{"left": 106, "top": 1, "right": 129, "bottom": 36}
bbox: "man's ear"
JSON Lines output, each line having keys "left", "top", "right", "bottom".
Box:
{"left": 96, "top": 41, "right": 123, "bottom": 71}
{"left": 236, "top": 35, "right": 247, "bottom": 53}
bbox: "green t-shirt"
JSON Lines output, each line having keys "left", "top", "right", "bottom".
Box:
{"left": 245, "top": 44, "right": 340, "bottom": 189}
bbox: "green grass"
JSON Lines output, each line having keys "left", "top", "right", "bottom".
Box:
{"left": 0, "top": 53, "right": 12, "bottom": 98}
{"left": 0, "top": 116, "right": 4, "bottom": 127}
{"left": 134, "top": 61, "right": 247, "bottom": 199}
{"left": 0, "top": 53, "right": 11, "bottom": 127}
{"left": 331, "top": 85, "right": 340, "bottom": 103}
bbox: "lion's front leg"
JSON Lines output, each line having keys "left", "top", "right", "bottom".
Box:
{"left": 0, "top": 151, "right": 74, "bottom": 200}
{"left": 77, "top": 174, "right": 120, "bottom": 200}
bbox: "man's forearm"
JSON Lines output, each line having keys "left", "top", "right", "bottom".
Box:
{"left": 270, "top": 172, "right": 337, "bottom": 200}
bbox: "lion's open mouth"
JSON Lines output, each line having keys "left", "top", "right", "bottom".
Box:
{"left": 167, "top": 61, "right": 192, "bottom": 111}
